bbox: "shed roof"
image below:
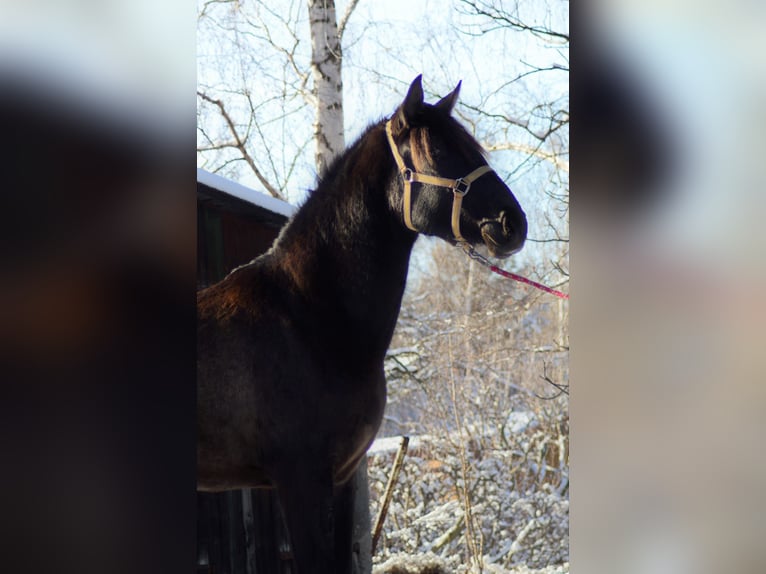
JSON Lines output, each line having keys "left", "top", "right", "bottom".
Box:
{"left": 196, "top": 168, "right": 296, "bottom": 227}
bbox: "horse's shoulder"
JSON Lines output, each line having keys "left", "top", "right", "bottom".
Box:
{"left": 197, "top": 255, "right": 299, "bottom": 325}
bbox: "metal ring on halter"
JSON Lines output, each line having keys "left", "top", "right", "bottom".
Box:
{"left": 453, "top": 178, "right": 470, "bottom": 196}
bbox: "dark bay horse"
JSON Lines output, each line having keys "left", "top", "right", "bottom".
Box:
{"left": 197, "top": 75, "right": 527, "bottom": 573}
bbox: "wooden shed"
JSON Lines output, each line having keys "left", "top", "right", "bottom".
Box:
{"left": 197, "top": 168, "right": 295, "bottom": 289}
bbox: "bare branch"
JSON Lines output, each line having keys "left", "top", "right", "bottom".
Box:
{"left": 484, "top": 141, "right": 569, "bottom": 172}
{"left": 240, "top": 8, "right": 312, "bottom": 103}
{"left": 526, "top": 237, "right": 570, "bottom": 244}
{"left": 196, "top": 142, "right": 239, "bottom": 152}
{"left": 536, "top": 362, "right": 569, "bottom": 399}
{"left": 198, "top": 0, "right": 239, "bottom": 21}
{"left": 458, "top": 0, "right": 569, "bottom": 43}
{"left": 197, "top": 91, "right": 284, "bottom": 199}
{"left": 338, "top": 0, "right": 362, "bottom": 41}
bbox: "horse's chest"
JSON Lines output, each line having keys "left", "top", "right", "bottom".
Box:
{"left": 321, "top": 373, "right": 386, "bottom": 438}
{"left": 300, "top": 370, "right": 386, "bottom": 472}
{"left": 325, "top": 375, "right": 386, "bottom": 481}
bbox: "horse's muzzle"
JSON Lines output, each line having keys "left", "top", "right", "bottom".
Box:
{"left": 480, "top": 210, "right": 527, "bottom": 258}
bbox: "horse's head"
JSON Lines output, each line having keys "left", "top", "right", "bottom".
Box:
{"left": 386, "top": 75, "right": 527, "bottom": 258}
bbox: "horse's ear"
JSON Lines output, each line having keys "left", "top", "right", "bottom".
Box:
{"left": 435, "top": 80, "right": 461, "bottom": 115}
{"left": 395, "top": 74, "right": 424, "bottom": 131}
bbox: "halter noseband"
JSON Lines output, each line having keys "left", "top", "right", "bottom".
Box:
{"left": 385, "top": 119, "right": 493, "bottom": 243}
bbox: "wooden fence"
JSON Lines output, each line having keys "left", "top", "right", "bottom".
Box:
{"left": 196, "top": 461, "right": 372, "bottom": 574}
{"left": 197, "top": 489, "right": 292, "bottom": 574}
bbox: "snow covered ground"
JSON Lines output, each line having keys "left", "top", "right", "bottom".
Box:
{"left": 373, "top": 552, "right": 569, "bottom": 574}
{"left": 368, "top": 410, "right": 569, "bottom": 574}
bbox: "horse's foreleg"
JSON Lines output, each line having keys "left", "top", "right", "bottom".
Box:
{"left": 333, "top": 479, "right": 355, "bottom": 574}
{"left": 277, "top": 472, "right": 335, "bottom": 574}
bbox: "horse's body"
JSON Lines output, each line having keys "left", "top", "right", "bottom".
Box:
{"left": 197, "top": 76, "right": 527, "bottom": 573}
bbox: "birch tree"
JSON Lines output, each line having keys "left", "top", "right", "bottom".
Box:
{"left": 308, "top": 0, "right": 348, "bottom": 174}
{"left": 197, "top": 0, "right": 360, "bottom": 199}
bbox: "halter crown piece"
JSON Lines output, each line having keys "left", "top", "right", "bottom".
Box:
{"left": 385, "top": 119, "right": 493, "bottom": 243}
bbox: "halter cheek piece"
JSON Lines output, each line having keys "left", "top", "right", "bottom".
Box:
{"left": 385, "top": 119, "right": 494, "bottom": 243}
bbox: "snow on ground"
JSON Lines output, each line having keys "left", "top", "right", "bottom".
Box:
{"left": 368, "top": 412, "right": 569, "bottom": 574}
{"left": 373, "top": 552, "right": 569, "bottom": 574}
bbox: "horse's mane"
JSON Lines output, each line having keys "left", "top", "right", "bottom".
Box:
{"left": 408, "top": 107, "right": 488, "bottom": 170}
{"left": 313, "top": 121, "right": 389, "bottom": 196}
{"left": 311, "top": 105, "right": 487, "bottom": 199}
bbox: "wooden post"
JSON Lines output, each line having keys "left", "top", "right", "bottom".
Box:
{"left": 371, "top": 436, "right": 410, "bottom": 556}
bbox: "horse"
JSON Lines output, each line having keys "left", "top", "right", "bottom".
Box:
{"left": 197, "top": 75, "right": 527, "bottom": 573}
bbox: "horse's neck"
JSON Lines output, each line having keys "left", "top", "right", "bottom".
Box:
{"left": 274, "top": 137, "right": 415, "bottom": 358}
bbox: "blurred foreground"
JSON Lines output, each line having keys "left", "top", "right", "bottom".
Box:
{"left": 574, "top": 0, "right": 766, "bottom": 572}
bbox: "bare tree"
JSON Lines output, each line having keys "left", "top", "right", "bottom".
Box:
{"left": 308, "top": 0, "right": 356, "bottom": 174}
{"left": 375, "top": 238, "right": 569, "bottom": 569}
{"left": 197, "top": 1, "right": 311, "bottom": 199}
{"left": 456, "top": 0, "right": 570, "bottom": 285}
{"left": 367, "top": 2, "right": 569, "bottom": 568}
{"left": 197, "top": 0, "right": 361, "bottom": 199}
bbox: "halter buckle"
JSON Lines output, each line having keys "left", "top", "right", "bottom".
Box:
{"left": 453, "top": 178, "right": 470, "bottom": 196}
{"left": 402, "top": 168, "right": 415, "bottom": 183}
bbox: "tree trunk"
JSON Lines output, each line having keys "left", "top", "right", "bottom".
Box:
{"left": 308, "top": 0, "right": 345, "bottom": 176}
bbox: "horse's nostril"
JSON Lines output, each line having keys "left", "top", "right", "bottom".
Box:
{"left": 501, "top": 211, "right": 516, "bottom": 237}
{"left": 481, "top": 220, "right": 504, "bottom": 241}
{"left": 502, "top": 212, "right": 510, "bottom": 235}
{"left": 501, "top": 210, "right": 527, "bottom": 241}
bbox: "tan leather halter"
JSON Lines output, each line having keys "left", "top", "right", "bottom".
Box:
{"left": 385, "top": 119, "right": 493, "bottom": 243}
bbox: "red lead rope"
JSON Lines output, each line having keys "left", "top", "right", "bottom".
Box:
{"left": 460, "top": 243, "right": 570, "bottom": 300}
{"left": 485, "top": 264, "right": 570, "bottom": 299}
